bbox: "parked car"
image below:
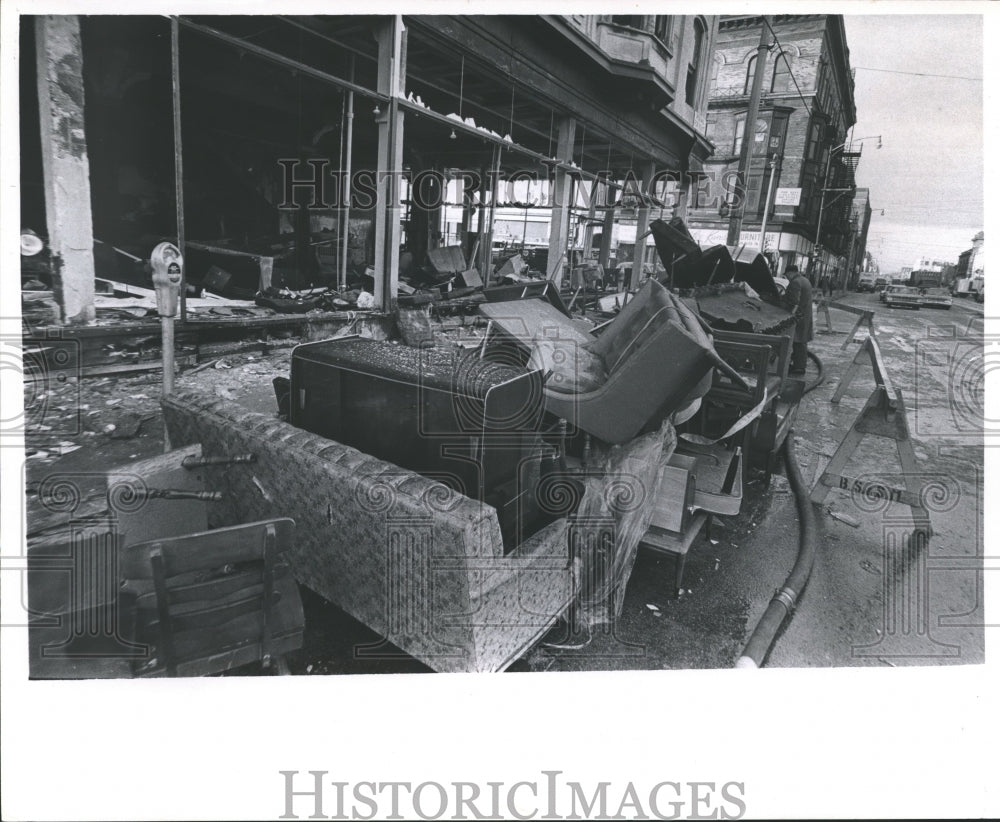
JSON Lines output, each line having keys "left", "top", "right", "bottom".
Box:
{"left": 883, "top": 284, "right": 922, "bottom": 309}
{"left": 918, "top": 287, "right": 952, "bottom": 310}
{"left": 857, "top": 274, "right": 877, "bottom": 293}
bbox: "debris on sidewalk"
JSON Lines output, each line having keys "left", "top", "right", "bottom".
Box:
{"left": 828, "top": 508, "right": 861, "bottom": 528}
{"left": 108, "top": 411, "right": 154, "bottom": 439}
{"left": 859, "top": 559, "right": 880, "bottom": 575}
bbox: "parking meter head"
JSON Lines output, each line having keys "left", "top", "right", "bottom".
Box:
{"left": 151, "top": 242, "right": 183, "bottom": 317}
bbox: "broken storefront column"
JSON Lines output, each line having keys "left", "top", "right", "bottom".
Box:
{"left": 630, "top": 160, "right": 656, "bottom": 291}
{"left": 597, "top": 178, "right": 616, "bottom": 272}
{"left": 547, "top": 115, "right": 577, "bottom": 288}
{"left": 373, "top": 16, "right": 406, "bottom": 311}
{"left": 36, "top": 15, "right": 96, "bottom": 325}
{"left": 581, "top": 175, "right": 599, "bottom": 260}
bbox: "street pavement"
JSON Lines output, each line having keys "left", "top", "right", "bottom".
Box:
{"left": 530, "top": 290, "right": 986, "bottom": 670}
{"left": 20, "top": 291, "right": 987, "bottom": 674}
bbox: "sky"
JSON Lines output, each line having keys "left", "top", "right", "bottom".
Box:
{"left": 844, "top": 14, "right": 983, "bottom": 273}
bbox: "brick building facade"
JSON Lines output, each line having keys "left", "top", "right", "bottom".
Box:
{"left": 847, "top": 187, "right": 872, "bottom": 288}
{"left": 686, "top": 14, "right": 861, "bottom": 282}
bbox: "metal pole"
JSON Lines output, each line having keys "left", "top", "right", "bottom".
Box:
{"left": 340, "top": 57, "right": 355, "bottom": 292}
{"left": 482, "top": 144, "right": 502, "bottom": 280}
{"left": 170, "top": 17, "right": 187, "bottom": 322}
{"left": 161, "top": 316, "right": 175, "bottom": 396}
{"left": 726, "top": 16, "right": 771, "bottom": 245}
{"left": 476, "top": 163, "right": 488, "bottom": 271}
{"left": 759, "top": 154, "right": 779, "bottom": 253}
{"left": 161, "top": 312, "right": 174, "bottom": 451}
{"left": 810, "top": 148, "right": 832, "bottom": 277}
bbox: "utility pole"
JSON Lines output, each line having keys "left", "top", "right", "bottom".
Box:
{"left": 809, "top": 148, "right": 834, "bottom": 279}
{"left": 759, "top": 153, "right": 779, "bottom": 253}
{"left": 727, "top": 16, "right": 772, "bottom": 246}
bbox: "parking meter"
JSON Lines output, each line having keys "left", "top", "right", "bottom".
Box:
{"left": 151, "top": 241, "right": 183, "bottom": 317}
{"left": 151, "top": 242, "right": 183, "bottom": 421}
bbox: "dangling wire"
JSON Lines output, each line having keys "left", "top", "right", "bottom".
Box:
{"left": 509, "top": 83, "right": 515, "bottom": 142}
{"left": 459, "top": 55, "right": 465, "bottom": 120}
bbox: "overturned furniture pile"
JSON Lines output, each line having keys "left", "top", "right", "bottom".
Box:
{"left": 29, "top": 246, "right": 807, "bottom": 674}
{"left": 158, "top": 260, "right": 803, "bottom": 667}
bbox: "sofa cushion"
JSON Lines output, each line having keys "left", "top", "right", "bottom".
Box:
{"left": 587, "top": 278, "right": 671, "bottom": 373}
{"left": 529, "top": 336, "right": 607, "bottom": 394}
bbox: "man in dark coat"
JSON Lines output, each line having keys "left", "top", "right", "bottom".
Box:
{"left": 783, "top": 265, "right": 813, "bottom": 374}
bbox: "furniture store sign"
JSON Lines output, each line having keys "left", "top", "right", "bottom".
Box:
{"left": 688, "top": 228, "right": 780, "bottom": 251}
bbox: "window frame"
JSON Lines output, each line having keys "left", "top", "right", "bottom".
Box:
{"left": 743, "top": 53, "right": 758, "bottom": 95}
{"left": 771, "top": 51, "right": 792, "bottom": 93}
{"left": 686, "top": 17, "right": 707, "bottom": 106}
{"left": 653, "top": 15, "right": 672, "bottom": 44}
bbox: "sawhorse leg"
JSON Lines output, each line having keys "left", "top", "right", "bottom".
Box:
{"left": 841, "top": 312, "right": 867, "bottom": 350}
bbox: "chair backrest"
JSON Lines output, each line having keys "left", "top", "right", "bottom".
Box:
{"left": 712, "top": 330, "right": 792, "bottom": 383}
{"left": 709, "top": 340, "right": 773, "bottom": 404}
{"left": 121, "top": 518, "right": 303, "bottom": 677}
{"left": 589, "top": 277, "right": 671, "bottom": 372}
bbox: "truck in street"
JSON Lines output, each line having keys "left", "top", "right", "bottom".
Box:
{"left": 856, "top": 272, "right": 877, "bottom": 292}
{"left": 952, "top": 274, "right": 984, "bottom": 299}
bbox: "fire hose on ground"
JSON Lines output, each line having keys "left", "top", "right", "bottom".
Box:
{"left": 805, "top": 350, "right": 825, "bottom": 395}
{"left": 735, "top": 350, "right": 824, "bottom": 668}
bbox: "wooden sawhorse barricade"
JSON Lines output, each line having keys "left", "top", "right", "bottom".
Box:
{"left": 810, "top": 336, "right": 931, "bottom": 538}
{"left": 816, "top": 298, "right": 878, "bottom": 351}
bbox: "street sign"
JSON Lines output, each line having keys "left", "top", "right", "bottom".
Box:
{"left": 774, "top": 187, "right": 801, "bottom": 206}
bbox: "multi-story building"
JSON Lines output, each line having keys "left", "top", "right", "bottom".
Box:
{"left": 846, "top": 187, "right": 872, "bottom": 288}
{"left": 685, "top": 14, "right": 860, "bottom": 280}
{"left": 968, "top": 231, "right": 985, "bottom": 277}
{"left": 21, "top": 14, "right": 718, "bottom": 322}
{"left": 954, "top": 232, "right": 984, "bottom": 286}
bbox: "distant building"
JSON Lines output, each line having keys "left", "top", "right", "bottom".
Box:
{"left": 913, "top": 257, "right": 950, "bottom": 273}
{"left": 957, "top": 248, "right": 972, "bottom": 278}
{"left": 847, "top": 187, "right": 872, "bottom": 288}
{"left": 686, "top": 14, "right": 859, "bottom": 281}
{"left": 969, "top": 231, "right": 985, "bottom": 277}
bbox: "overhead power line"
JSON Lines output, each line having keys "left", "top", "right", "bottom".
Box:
{"left": 854, "top": 67, "right": 983, "bottom": 82}
{"left": 761, "top": 18, "right": 814, "bottom": 114}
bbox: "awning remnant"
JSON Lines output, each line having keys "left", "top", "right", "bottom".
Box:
{"left": 693, "top": 283, "right": 796, "bottom": 335}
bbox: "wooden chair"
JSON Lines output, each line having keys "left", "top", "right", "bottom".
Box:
{"left": 120, "top": 518, "right": 304, "bottom": 677}
{"left": 706, "top": 330, "right": 791, "bottom": 408}
{"left": 702, "top": 332, "right": 792, "bottom": 482}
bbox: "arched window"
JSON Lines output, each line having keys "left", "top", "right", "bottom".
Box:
{"left": 743, "top": 54, "right": 757, "bottom": 95}
{"left": 686, "top": 18, "right": 706, "bottom": 106}
{"left": 772, "top": 52, "right": 792, "bottom": 92}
